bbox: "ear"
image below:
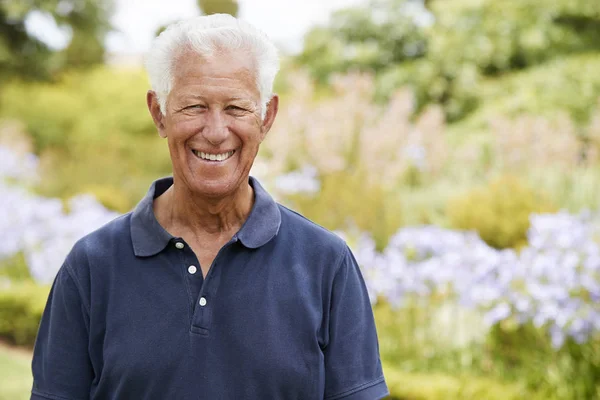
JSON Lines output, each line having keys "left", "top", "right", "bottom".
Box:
{"left": 259, "top": 94, "right": 279, "bottom": 141}
{"left": 147, "top": 90, "right": 168, "bottom": 138}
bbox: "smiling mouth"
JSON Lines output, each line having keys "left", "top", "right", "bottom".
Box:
{"left": 192, "top": 149, "right": 236, "bottom": 162}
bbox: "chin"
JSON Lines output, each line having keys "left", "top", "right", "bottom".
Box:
{"left": 190, "top": 175, "right": 245, "bottom": 198}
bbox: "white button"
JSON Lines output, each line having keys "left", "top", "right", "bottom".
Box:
{"left": 175, "top": 242, "right": 184, "bottom": 249}
{"left": 188, "top": 265, "right": 197, "bottom": 275}
{"left": 199, "top": 297, "right": 207, "bottom": 306}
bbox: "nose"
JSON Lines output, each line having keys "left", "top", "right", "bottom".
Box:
{"left": 202, "top": 109, "right": 228, "bottom": 146}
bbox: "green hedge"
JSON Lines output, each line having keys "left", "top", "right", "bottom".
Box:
{"left": 0, "top": 283, "right": 49, "bottom": 347}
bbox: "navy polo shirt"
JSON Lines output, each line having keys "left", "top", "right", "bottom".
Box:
{"left": 31, "top": 176, "right": 388, "bottom": 400}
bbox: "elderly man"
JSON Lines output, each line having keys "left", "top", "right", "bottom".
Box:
{"left": 30, "top": 15, "right": 388, "bottom": 400}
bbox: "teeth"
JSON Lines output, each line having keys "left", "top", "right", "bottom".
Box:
{"left": 194, "top": 150, "right": 234, "bottom": 161}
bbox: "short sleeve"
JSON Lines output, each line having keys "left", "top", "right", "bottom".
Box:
{"left": 31, "top": 263, "right": 94, "bottom": 400}
{"left": 323, "top": 246, "right": 389, "bottom": 400}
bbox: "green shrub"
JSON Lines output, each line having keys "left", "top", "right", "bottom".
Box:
{"left": 0, "top": 67, "right": 173, "bottom": 211}
{"left": 447, "top": 175, "right": 555, "bottom": 249}
{"left": 0, "top": 283, "right": 50, "bottom": 347}
{"left": 289, "top": 170, "right": 403, "bottom": 251}
{"left": 0, "top": 67, "right": 156, "bottom": 152}
{"left": 37, "top": 138, "right": 170, "bottom": 212}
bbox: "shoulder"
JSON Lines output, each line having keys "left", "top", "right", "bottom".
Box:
{"left": 67, "top": 212, "right": 132, "bottom": 261}
{"left": 276, "top": 204, "right": 349, "bottom": 266}
{"left": 63, "top": 212, "right": 133, "bottom": 285}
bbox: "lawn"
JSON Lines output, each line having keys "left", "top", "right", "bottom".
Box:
{"left": 0, "top": 343, "right": 32, "bottom": 400}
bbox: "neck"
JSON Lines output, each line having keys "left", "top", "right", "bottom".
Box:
{"left": 155, "top": 177, "right": 254, "bottom": 239}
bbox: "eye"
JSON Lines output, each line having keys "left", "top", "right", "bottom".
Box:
{"left": 227, "top": 105, "right": 246, "bottom": 112}
{"left": 185, "top": 104, "right": 206, "bottom": 110}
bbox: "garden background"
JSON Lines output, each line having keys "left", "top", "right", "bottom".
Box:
{"left": 1, "top": 0, "right": 599, "bottom": 399}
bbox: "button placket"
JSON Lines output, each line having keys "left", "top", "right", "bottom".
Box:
{"left": 190, "top": 237, "right": 237, "bottom": 335}
{"left": 173, "top": 239, "right": 204, "bottom": 325}
{"left": 191, "top": 269, "right": 213, "bottom": 335}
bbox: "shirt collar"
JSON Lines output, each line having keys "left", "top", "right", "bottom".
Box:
{"left": 130, "top": 176, "right": 281, "bottom": 257}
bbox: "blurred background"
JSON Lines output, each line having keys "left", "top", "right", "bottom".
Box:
{"left": 1, "top": 0, "right": 600, "bottom": 399}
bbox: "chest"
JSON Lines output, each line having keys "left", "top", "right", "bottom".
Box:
{"left": 96, "top": 249, "right": 326, "bottom": 399}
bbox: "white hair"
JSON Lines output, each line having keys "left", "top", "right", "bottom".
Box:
{"left": 145, "top": 14, "right": 279, "bottom": 119}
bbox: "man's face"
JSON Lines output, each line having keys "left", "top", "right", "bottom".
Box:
{"left": 148, "top": 49, "right": 278, "bottom": 198}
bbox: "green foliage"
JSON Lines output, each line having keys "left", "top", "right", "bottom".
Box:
{"left": 0, "top": 7, "right": 53, "bottom": 81}
{"left": 447, "top": 175, "right": 556, "bottom": 249}
{"left": 428, "top": 0, "right": 600, "bottom": 76}
{"left": 375, "top": 302, "right": 599, "bottom": 399}
{"left": 37, "top": 137, "right": 168, "bottom": 212}
{"left": 525, "top": 166, "right": 600, "bottom": 213}
{"left": 373, "top": 302, "right": 546, "bottom": 399}
{"left": 0, "top": 67, "right": 171, "bottom": 210}
{"left": 198, "top": 0, "right": 239, "bottom": 17}
{"left": 297, "top": 0, "right": 600, "bottom": 121}
{"left": 298, "top": 0, "right": 427, "bottom": 83}
{"left": 0, "top": 283, "right": 49, "bottom": 347}
{"left": 375, "top": 60, "right": 480, "bottom": 122}
{"left": 374, "top": 299, "right": 492, "bottom": 375}
{"left": 446, "top": 53, "right": 600, "bottom": 146}
{"left": 415, "top": 0, "right": 600, "bottom": 120}
{"left": 289, "top": 170, "right": 403, "bottom": 251}
{"left": 486, "top": 324, "right": 600, "bottom": 399}
{"left": 477, "top": 53, "right": 600, "bottom": 124}
{"left": 64, "top": 29, "right": 106, "bottom": 69}
{"left": 0, "top": 0, "right": 113, "bottom": 82}
{"left": 393, "top": 181, "right": 462, "bottom": 227}
{"left": 0, "top": 254, "right": 33, "bottom": 283}
{"left": 0, "top": 67, "right": 155, "bottom": 150}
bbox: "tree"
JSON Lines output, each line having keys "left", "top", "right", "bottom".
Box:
{"left": 62, "top": 1, "right": 112, "bottom": 69}
{"left": 426, "top": 0, "right": 600, "bottom": 76}
{"left": 298, "top": 0, "right": 428, "bottom": 83}
{"left": 0, "top": 0, "right": 113, "bottom": 81}
{"left": 296, "top": 0, "right": 600, "bottom": 121}
{"left": 198, "top": 0, "right": 239, "bottom": 17}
